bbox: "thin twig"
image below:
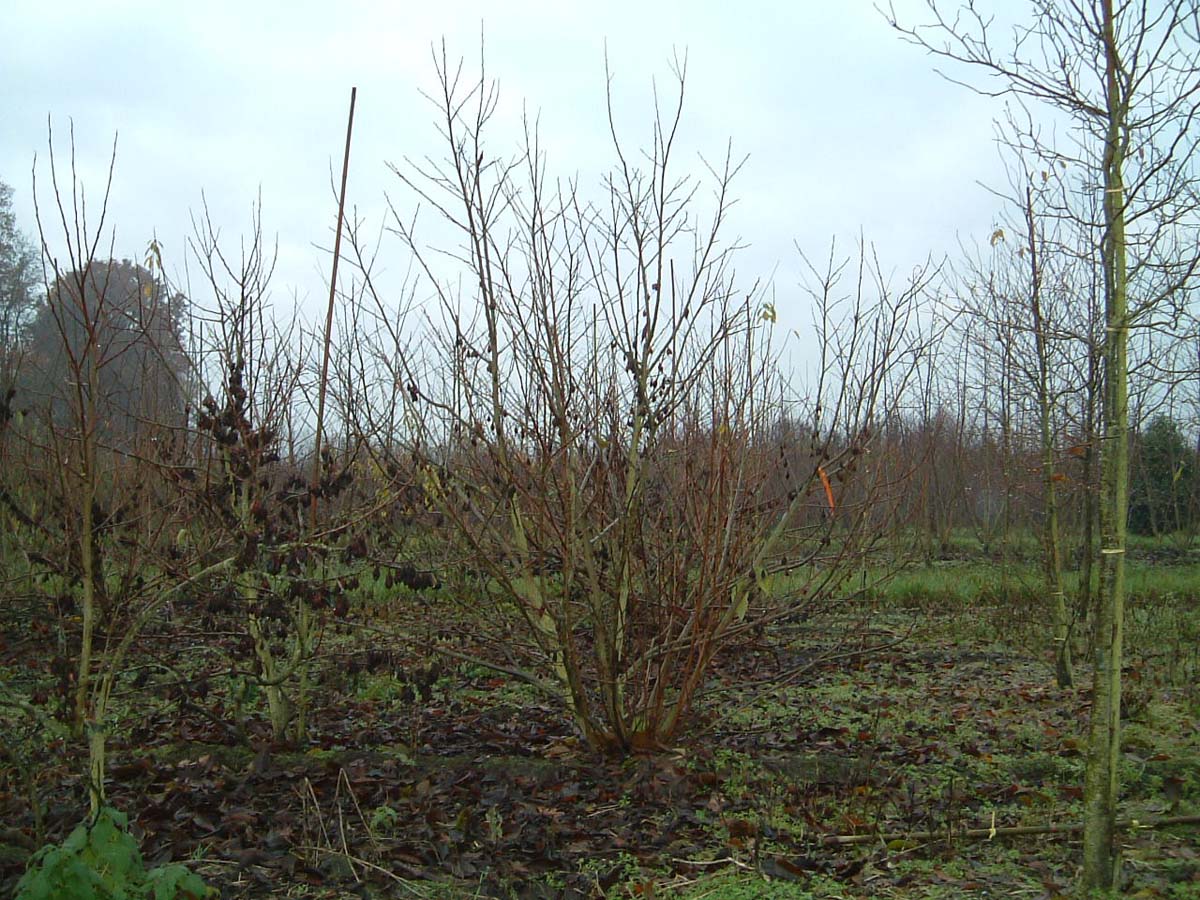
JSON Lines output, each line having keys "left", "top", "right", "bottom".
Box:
{"left": 824, "top": 813, "right": 1200, "bottom": 846}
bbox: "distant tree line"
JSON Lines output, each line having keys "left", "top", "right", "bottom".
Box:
{"left": 1, "top": 179, "right": 192, "bottom": 444}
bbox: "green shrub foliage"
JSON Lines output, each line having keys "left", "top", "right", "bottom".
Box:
{"left": 15, "top": 806, "right": 211, "bottom": 900}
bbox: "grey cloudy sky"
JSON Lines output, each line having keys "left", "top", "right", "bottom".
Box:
{"left": 1, "top": 0, "right": 1012, "bottom": 337}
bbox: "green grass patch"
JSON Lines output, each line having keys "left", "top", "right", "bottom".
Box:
{"left": 873, "top": 559, "right": 1200, "bottom": 608}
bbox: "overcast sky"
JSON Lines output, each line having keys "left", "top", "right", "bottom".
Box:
{"left": 1, "top": 0, "right": 1014, "bottom": 342}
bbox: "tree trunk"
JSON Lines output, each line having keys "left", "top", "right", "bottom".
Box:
{"left": 247, "top": 609, "right": 294, "bottom": 742}
{"left": 77, "top": 326, "right": 105, "bottom": 817}
{"left": 1025, "top": 184, "right": 1073, "bottom": 688}
{"left": 1078, "top": 351, "right": 1099, "bottom": 658}
{"left": 1040, "top": 380, "right": 1072, "bottom": 690}
{"left": 1082, "top": 0, "right": 1129, "bottom": 888}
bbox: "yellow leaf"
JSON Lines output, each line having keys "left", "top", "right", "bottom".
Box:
{"left": 990, "top": 228, "right": 1005, "bottom": 246}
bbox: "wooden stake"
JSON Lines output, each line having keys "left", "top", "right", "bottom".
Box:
{"left": 311, "top": 86, "right": 357, "bottom": 530}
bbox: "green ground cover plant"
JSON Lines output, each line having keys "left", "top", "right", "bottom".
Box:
{"left": 14, "top": 806, "right": 210, "bottom": 900}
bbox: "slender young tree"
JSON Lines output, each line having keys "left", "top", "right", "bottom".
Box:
{"left": 954, "top": 160, "right": 1086, "bottom": 688}
{"left": 886, "top": 0, "right": 1200, "bottom": 888}
{"left": 23, "top": 127, "right": 208, "bottom": 816}
{"left": 1018, "top": 180, "right": 1074, "bottom": 688}
{"left": 1089, "top": 5, "right": 1131, "bottom": 885}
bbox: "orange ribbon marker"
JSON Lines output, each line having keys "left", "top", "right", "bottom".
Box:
{"left": 817, "top": 466, "right": 835, "bottom": 512}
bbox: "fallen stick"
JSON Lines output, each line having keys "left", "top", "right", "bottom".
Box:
{"left": 823, "top": 814, "right": 1200, "bottom": 846}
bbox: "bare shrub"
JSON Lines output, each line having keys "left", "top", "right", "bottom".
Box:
{"left": 345, "top": 49, "right": 930, "bottom": 753}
